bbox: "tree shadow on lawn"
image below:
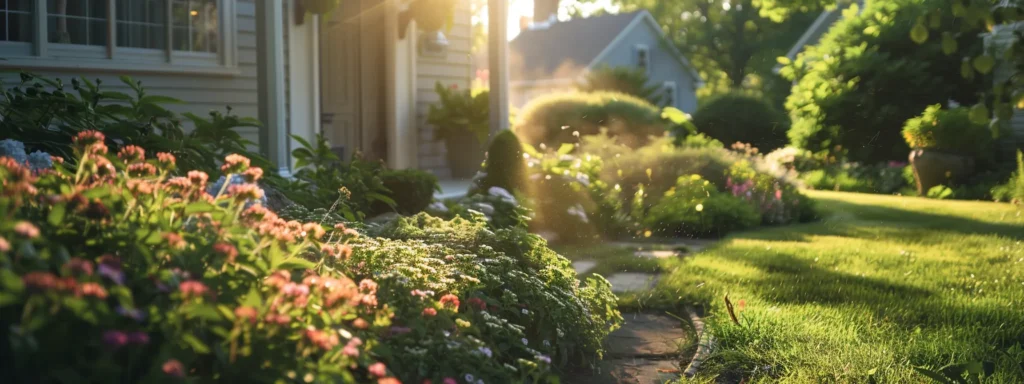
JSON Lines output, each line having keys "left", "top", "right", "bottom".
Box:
{"left": 736, "top": 197, "right": 1024, "bottom": 244}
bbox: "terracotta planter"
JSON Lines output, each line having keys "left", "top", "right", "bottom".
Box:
{"left": 444, "top": 132, "right": 485, "bottom": 179}
{"left": 908, "top": 149, "right": 975, "bottom": 194}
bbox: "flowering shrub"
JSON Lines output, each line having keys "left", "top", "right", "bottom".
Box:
{"left": 433, "top": 187, "right": 532, "bottom": 230}
{"left": 726, "top": 160, "right": 817, "bottom": 224}
{"left": 642, "top": 175, "right": 762, "bottom": 237}
{"left": 0, "top": 131, "right": 619, "bottom": 383}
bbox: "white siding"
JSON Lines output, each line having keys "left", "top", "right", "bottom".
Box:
{"left": 416, "top": 2, "right": 473, "bottom": 178}
{"left": 0, "top": 0, "right": 262, "bottom": 149}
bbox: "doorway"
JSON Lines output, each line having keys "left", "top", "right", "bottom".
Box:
{"left": 319, "top": 0, "right": 387, "bottom": 162}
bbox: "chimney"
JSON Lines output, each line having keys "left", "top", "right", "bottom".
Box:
{"left": 519, "top": 16, "right": 531, "bottom": 31}
{"left": 533, "top": 0, "right": 559, "bottom": 23}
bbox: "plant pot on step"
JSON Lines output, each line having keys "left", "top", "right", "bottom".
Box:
{"left": 908, "top": 149, "right": 975, "bottom": 195}
{"left": 444, "top": 132, "right": 485, "bottom": 179}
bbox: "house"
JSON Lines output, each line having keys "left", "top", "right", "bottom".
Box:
{"left": 0, "top": 0, "right": 514, "bottom": 181}
{"left": 507, "top": 10, "right": 702, "bottom": 113}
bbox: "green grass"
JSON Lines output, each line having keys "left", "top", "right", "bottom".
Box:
{"left": 594, "top": 191, "right": 1024, "bottom": 382}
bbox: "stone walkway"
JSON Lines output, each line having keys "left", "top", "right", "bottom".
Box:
{"left": 567, "top": 239, "right": 718, "bottom": 383}
{"left": 568, "top": 313, "right": 688, "bottom": 384}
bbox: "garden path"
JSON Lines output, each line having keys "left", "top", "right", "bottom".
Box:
{"left": 566, "top": 239, "right": 717, "bottom": 383}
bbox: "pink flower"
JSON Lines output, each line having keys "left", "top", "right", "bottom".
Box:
{"left": 422, "top": 307, "right": 437, "bottom": 317}
{"left": 439, "top": 294, "right": 460, "bottom": 310}
{"left": 73, "top": 130, "right": 105, "bottom": 147}
{"left": 221, "top": 154, "right": 251, "bottom": 173}
{"left": 242, "top": 167, "right": 264, "bottom": 182}
{"left": 117, "top": 145, "right": 146, "bottom": 163}
{"left": 78, "top": 283, "right": 108, "bottom": 299}
{"left": 774, "top": 189, "right": 783, "bottom": 200}
{"left": 235, "top": 306, "right": 259, "bottom": 324}
{"left": 162, "top": 359, "right": 185, "bottom": 378}
{"left": 467, "top": 297, "right": 487, "bottom": 311}
{"left": 443, "top": 378, "right": 458, "bottom": 384}
{"left": 0, "top": 237, "right": 9, "bottom": 252}
{"left": 282, "top": 282, "right": 310, "bottom": 297}
{"left": 179, "top": 280, "right": 208, "bottom": 299}
{"left": 213, "top": 242, "right": 238, "bottom": 263}
{"left": 156, "top": 152, "right": 176, "bottom": 169}
{"left": 14, "top": 221, "right": 40, "bottom": 239}
{"left": 127, "top": 331, "right": 150, "bottom": 345}
{"left": 66, "top": 258, "right": 94, "bottom": 276}
{"left": 359, "top": 279, "right": 378, "bottom": 293}
{"left": 23, "top": 271, "right": 59, "bottom": 291}
{"left": 343, "top": 337, "right": 362, "bottom": 357}
{"left": 102, "top": 330, "right": 129, "bottom": 349}
{"left": 368, "top": 362, "right": 388, "bottom": 377}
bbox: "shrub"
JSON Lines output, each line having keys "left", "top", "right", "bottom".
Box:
{"left": 475, "top": 129, "right": 526, "bottom": 194}
{"left": 284, "top": 134, "right": 395, "bottom": 220}
{"left": 374, "top": 169, "right": 440, "bottom": 215}
{"left": 0, "top": 73, "right": 274, "bottom": 177}
{"left": 692, "top": 92, "right": 790, "bottom": 152}
{"left": 992, "top": 151, "right": 1024, "bottom": 203}
{"left": 642, "top": 175, "right": 762, "bottom": 237}
{"left": 0, "top": 131, "right": 621, "bottom": 383}
{"left": 426, "top": 82, "right": 489, "bottom": 145}
{"left": 902, "top": 105, "right": 995, "bottom": 161}
{"left": 726, "top": 160, "right": 817, "bottom": 224}
{"left": 513, "top": 91, "right": 667, "bottom": 149}
{"left": 577, "top": 65, "right": 664, "bottom": 106}
{"left": 780, "top": 0, "right": 987, "bottom": 163}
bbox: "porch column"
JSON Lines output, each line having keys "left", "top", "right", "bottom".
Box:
{"left": 256, "top": 0, "right": 290, "bottom": 176}
{"left": 487, "top": 0, "right": 511, "bottom": 137}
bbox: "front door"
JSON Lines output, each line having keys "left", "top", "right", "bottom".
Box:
{"left": 319, "top": 0, "right": 386, "bottom": 162}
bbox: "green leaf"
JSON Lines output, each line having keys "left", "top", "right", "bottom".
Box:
{"left": 941, "top": 33, "right": 957, "bottom": 55}
{"left": 82, "top": 186, "right": 112, "bottom": 199}
{"left": 661, "top": 107, "right": 689, "bottom": 125}
{"left": 181, "top": 333, "right": 211, "bottom": 354}
{"left": 47, "top": 203, "right": 66, "bottom": 226}
{"left": 243, "top": 287, "right": 262, "bottom": 307}
{"left": 184, "top": 201, "right": 218, "bottom": 215}
{"left": 972, "top": 55, "right": 995, "bottom": 74}
{"left": 910, "top": 23, "right": 929, "bottom": 44}
{"left": 139, "top": 95, "right": 183, "bottom": 105}
{"left": 961, "top": 59, "right": 974, "bottom": 79}
{"left": 100, "top": 91, "right": 134, "bottom": 101}
{"left": 913, "top": 367, "right": 953, "bottom": 384}
{"left": 0, "top": 292, "right": 20, "bottom": 307}
{"left": 274, "top": 257, "right": 316, "bottom": 271}
{"left": 557, "top": 143, "right": 575, "bottom": 155}
{"left": 0, "top": 269, "right": 25, "bottom": 293}
{"left": 928, "top": 10, "right": 941, "bottom": 29}
{"left": 969, "top": 103, "right": 989, "bottom": 125}
{"left": 775, "top": 56, "right": 790, "bottom": 65}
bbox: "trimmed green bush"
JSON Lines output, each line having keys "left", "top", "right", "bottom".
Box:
{"left": 692, "top": 92, "right": 790, "bottom": 152}
{"left": 642, "top": 175, "right": 762, "bottom": 238}
{"left": 478, "top": 129, "right": 526, "bottom": 194}
{"left": 513, "top": 91, "right": 667, "bottom": 149}
{"left": 902, "top": 105, "right": 995, "bottom": 161}
{"left": 992, "top": 151, "right": 1024, "bottom": 203}
{"left": 780, "top": 0, "right": 987, "bottom": 162}
{"left": 577, "top": 65, "right": 664, "bottom": 106}
{"left": 374, "top": 169, "right": 440, "bottom": 215}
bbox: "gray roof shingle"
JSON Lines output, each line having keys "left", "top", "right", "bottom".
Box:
{"left": 509, "top": 11, "right": 642, "bottom": 82}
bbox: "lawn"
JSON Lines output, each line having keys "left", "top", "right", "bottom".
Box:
{"left": 566, "top": 191, "right": 1024, "bottom": 383}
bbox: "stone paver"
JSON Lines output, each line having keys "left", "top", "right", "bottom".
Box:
{"left": 606, "top": 313, "right": 687, "bottom": 357}
{"left": 606, "top": 272, "right": 659, "bottom": 293}
{"left": 573, "top": 260, "right": 597, "bottom": 275}
{"left": 568, "top": 313, "right": 688, "bottom": 384}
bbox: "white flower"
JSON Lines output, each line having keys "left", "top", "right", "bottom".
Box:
{"left": 521, "top": 338, "right": 528, "bottom": 345}
{"left": 474, "top": 202, "right": 495, "bottom": 216}
{"left": 465, "top": 374, "right": 475, "bottom": 382}
{"left": 487, "top": 186, "right": 517, "bottom": 204}
{"left": 543, "top": 340, "right": 551, "bottom": 347}
{"left": 521, "top": 308, "right": 529, "bottom": 315}
{"left": 427, "top": 201, "right": 449, "bottom": 213}
{"left": 476, "top": 380, "right": 484, "bottom": 384}
{"left": 477, "top": 346, "right": 493, "bottom": 357}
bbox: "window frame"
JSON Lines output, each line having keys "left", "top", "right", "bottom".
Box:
{"left": 663, "top": 81, "right": 676, "bottom": 107}
{"left": 0, "top": 0, "right": 238, "bottom": 76}
{"left": 634, "top": 44, "right": 650, "bottom": 72}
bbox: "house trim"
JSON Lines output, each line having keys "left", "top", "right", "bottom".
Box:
{"left": 510, "top": 77, "right": 577, "bottom": 88}
{"left": 385, "top": 0, "right": 419, "bottom": 170}
{"left": 586, "top": 11, "right": 703, "bottom": 86}
{"left": 256, "top": 0, "right": 290, "bottom": 176}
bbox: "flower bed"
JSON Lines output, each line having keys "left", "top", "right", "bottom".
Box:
{"left": 0, "top": 131, "right": 620, "bottom": 383}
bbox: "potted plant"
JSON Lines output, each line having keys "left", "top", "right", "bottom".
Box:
{"left": 426, "top": 82, "right": 489, "bottom": 178}
{"left": 902, "top": 104, "right": 995, "bottom": 194}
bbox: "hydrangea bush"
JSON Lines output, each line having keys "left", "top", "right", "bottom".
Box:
{"left": 0, "top": 131, "right": 621, "bottom": 383}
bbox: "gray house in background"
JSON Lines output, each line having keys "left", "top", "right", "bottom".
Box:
{"left": 508, "top": 11, "right": 702, "bottom": 113}
{"left": 774, "top": 0, "right": 863, "bottom": 74}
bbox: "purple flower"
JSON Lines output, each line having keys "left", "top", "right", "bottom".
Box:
{"left": 102, "top": 330, "right": 129, "bottom": 349}
{"left": 128, "top": 331, "right": 150, "bottom": 345}
{"left": 538, "top": 355, "right": 551, "bottom": 364}
{"left": 97, "top": 260, "right": 125, "bottom": 285}
{"left": 116, "top": 306, "right": 146, "bottom": 322}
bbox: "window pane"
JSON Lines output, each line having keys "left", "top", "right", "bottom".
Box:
{"left": 1, "top": 0, "right": 34, "bottom": 42}
{"left": 116, "top": 0, "right": 166, "bottom": 49}
{"left": 48, "top": 0, "right": 108, "bottom": 46}
{"left": 171, "top": 0, "right": 217, "bottom": 53}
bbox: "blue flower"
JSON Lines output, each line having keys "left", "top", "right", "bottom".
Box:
{"left": 0, "top": 139, "right": 27, "bottom": 165}
{"left": 27, "top": 151, "right": 53, "bottom": 171}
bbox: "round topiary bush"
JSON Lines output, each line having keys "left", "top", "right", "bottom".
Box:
{"left": 692, "top": 92, "right": 790, "bottom": 152}
{"left": 373, "top": 168, "right": 440, "bottom": 215}
{"left": 513, "top": 91, "right": 667, "bottom": 149}
{"left": 479, "top": 129, "right": 526, "bottom": 194}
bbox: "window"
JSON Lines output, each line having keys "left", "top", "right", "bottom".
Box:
{"left": 635, "top": 44, "right": 650, "bottom": 72}
{"left": 48, "top": 0, "right": 108, "bottom": 46}
{"left": 663, "top": 82, "right": 676, "bottom": 107}
{"left": 1, "top": 0, "right": 33, "bottom": 42}
{"left": 172, "top": 0, "right": 218, "bottom": 53}
{"left": 117, "top": 0, "right": 167, "bottom": 49}
{"left": 0, "top": 0, "right": 233, "bottom": 71}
